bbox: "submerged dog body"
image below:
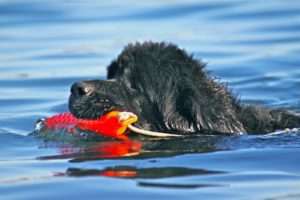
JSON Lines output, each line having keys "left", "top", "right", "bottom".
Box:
{"left": 69, "top": 42, "right": 300, "bottom": 135}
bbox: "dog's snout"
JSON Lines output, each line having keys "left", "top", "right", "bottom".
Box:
{"left": 71, "top": 81, "right": 95, "bottom": 97}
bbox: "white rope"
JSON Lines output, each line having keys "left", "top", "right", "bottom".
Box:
{"left": 127, "top": 124, "right": 183, "bottom": 137}
{"left": 117, "top": 111, "right": 183, "bottom": 137}
{"left": 266, "top": 128, "right": 300, "bottom": 136}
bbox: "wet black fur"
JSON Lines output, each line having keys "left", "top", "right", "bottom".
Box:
{"left": 69, "top": 42, "right": 300, "bottom": 135}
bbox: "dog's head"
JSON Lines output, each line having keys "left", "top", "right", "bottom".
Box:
{"left": 68, "top": 42, "right": 243, "bottom": 134}
{"left": 70, "top": 42, "right": 192, "bottom": 111}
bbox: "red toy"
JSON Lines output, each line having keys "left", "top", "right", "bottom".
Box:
{"left": 40, "top": 111, "right": 138, "bottom": 139}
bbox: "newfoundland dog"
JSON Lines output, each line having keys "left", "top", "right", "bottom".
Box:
{"left": 69, "top": 42, "right": 300, "bottom": 135}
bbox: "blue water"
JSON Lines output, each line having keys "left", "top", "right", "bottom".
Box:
{"left": 1, "top": 0, "right": 300, "bottom": 199}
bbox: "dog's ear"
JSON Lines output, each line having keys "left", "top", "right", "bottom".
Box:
{"left": 190, "top": 96, "right": 246, "bottom": 134}
{"left": 164, "top": 87, "right": 210, "bottom": 133}
{"left": 165, "top": 87, "right": 246, "bottom": 134}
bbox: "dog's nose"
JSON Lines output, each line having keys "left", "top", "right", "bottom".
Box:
{"left": 71, "top": 81, "right": 95, "bottom": 97}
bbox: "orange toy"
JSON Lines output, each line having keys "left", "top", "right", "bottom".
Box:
{"left": 42, "top": 111, "right": 138, "bottom": 139}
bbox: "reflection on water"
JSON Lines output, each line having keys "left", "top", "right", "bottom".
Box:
{"left": 1, "top": 0, "right": 300, "bottom": 199}
{"left": 63, "top": 166, "right": 225, "bottom": 179}
{"left": 38, "top": 139, "right": 142, "bottom": 161}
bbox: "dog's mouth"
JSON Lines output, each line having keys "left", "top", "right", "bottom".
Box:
{"left": 68, "top": 80, "right": 129, "bottom": 120}
{"left": 96, "top": 99, "right": 116, "bottom": 117}
{"left": 69, "top": 95, "right": 125, "bottom": 120}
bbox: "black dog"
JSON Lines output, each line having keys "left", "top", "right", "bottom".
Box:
{"left": 69, "top": 42, "right": 300, "bottom": 135}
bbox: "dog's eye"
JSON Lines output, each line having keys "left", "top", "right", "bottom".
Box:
{"left": 107, "top": 61, "right": 121, "bottom": 79}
